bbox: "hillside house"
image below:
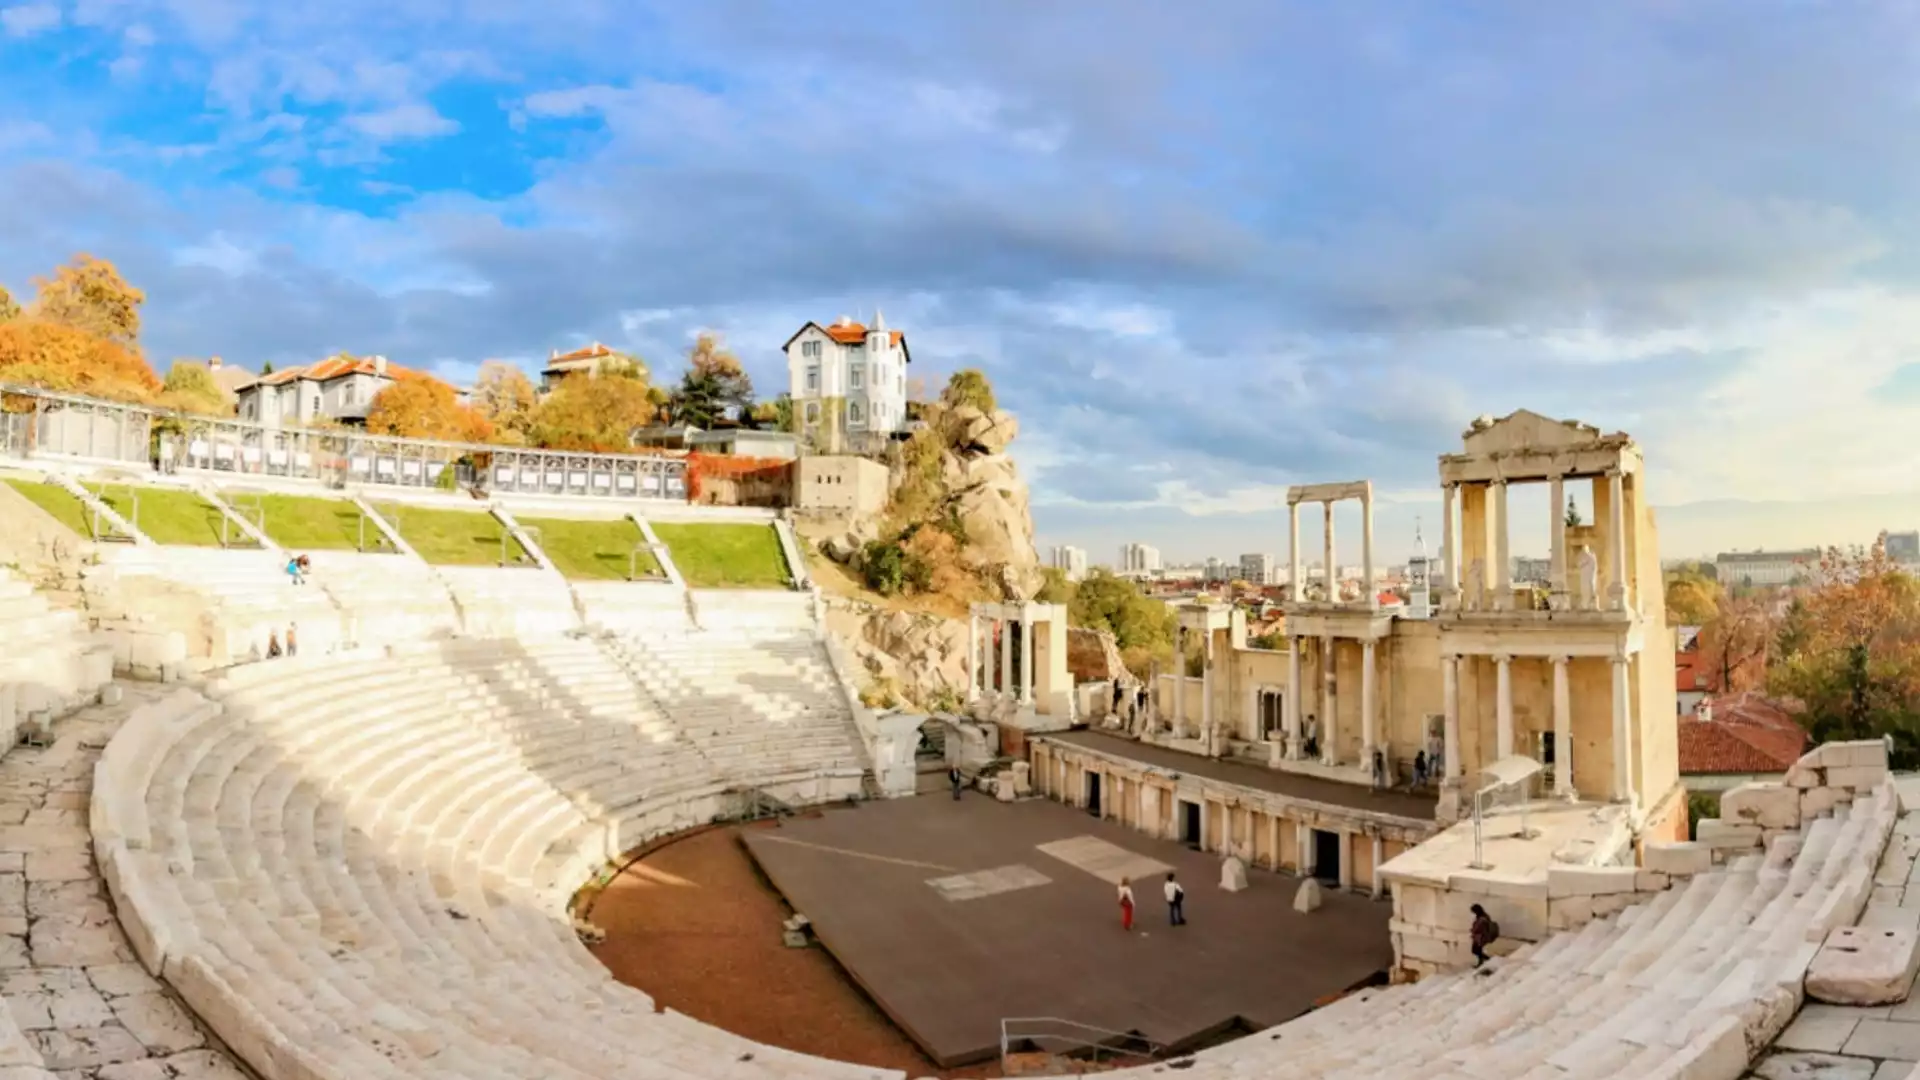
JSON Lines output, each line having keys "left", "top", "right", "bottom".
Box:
{"left": 784, "top": 314, "right": 911, "bottom": 453}
{"left": 235, "top": 355, "right": 401, "bottom": 429}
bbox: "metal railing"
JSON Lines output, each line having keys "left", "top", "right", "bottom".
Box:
{"left": 999, "top": 1017, "right": 1165, "bottom": 1073}
{"left": 0, "top": 381, "right": 691, "bottom": 502}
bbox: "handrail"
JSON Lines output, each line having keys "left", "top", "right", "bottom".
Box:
{"left": 999, "top": 1016, "right": 1165, "bottom": 1071}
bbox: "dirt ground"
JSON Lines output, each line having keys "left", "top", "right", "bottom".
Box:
{"left": 586, "top": 822, "right": 1001, "bottom": 1079}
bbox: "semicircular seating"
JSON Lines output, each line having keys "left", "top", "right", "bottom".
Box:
{"left": 94, "top": 630, "right": 1900, "bottom": 1080}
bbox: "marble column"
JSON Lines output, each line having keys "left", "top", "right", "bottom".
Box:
{"left": 1360, "top": 639, "right": 1377, "bottom": 761}
{"left": 999, "top": 614, "right": 1013, "bottom": 697}
{"left": 1491, "top": 479, "right": 1512, "bottom": 611}
{"left": 1442, "top": 656, "right": 1462, "bottom": 780}
{"left": 1440, "top": 483, "right": 1459, "bottom": 608}
{"left": 1549, "top": 473, "right": 1568, "bottom": 608}
{"left": 1323, "top": 501, "right": 1337, "bottom": 603}
{"left": 1361, "top": 494, "right": 1376, "bottom": 608}
{"left": 966, "top": 614, "right": 980, "bottom": 702}
{"left": 1201, "top": 633, "right": 1215, "bottom": 754}
{"left": 1495, "top": 654, "right": 1514, "bottom": 760}
{"left": 1608, "top": 469, "right": 1629, "bottom": 611}
{"left": 1552, "top": 655, "right": 1573, "bottom": 799}
{"left": 1288, "top": 501, "right": 1302, "bottom": 602}
{"left": 1019, "top": 617, "right": 1035, "bottom": 703}
{"left": 1298, "top": 822, "right": 1315, "bottom": 876}
{"left": 1174, "top": 650, "right": 1187, "bottom": 739}
{"left": 1370, "top": 834, "right": 1385, "bottom": 899}
{"left": 1284, "top": 637, "right": 1303, "bottom": 760}
{"left": 1611, "top": 656, "right": 1631, "bottom": 802}
{"left": 1320, "top": 634, "right": 1337, "bottom": 765}
{"left": 1337, "top": 832, "right": 1353, "bottom": 890}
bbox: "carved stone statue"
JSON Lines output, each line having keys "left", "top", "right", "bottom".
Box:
{"left": 1463, "top": 558, "right": 1485, "bottom": 610}
{"left": 1578, "top": 546, "right": 1599, "bottom": 609}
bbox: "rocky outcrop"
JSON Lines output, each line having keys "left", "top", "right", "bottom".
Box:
{"left": 822, "top": 598, "right": 971, "bottom": 710}
{"left": 1066, "top": 627, "right": 1133, "bottom": 688}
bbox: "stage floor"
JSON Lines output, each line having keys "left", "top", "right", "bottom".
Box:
{"left": 741, "top": 792, "right": 1393, "bottom": 1067}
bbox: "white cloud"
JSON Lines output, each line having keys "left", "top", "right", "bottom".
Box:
{"left": 342, "top": 103, "right": 458, "bottom": 142}
{"left": 0, "top": 3, "right": 60, "bottom": 37}
{"left": 1043, "top": 299, "right": 1171, "bottom": 337}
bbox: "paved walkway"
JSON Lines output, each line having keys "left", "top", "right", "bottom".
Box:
{"left": 1749, "top": 784, "right": 1920, "bottom": 1080}
{"left": 0, "top": 681, "right": 250, "bottom": 1080}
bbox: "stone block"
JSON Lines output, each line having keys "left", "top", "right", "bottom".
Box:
{"left": 1803, "top": 787, "right": 1842, "bottom": 822}
{"left": 1643, "top": 841, "right": 1712, "bottom": 876}
{"left": 1445, "top": 868, "right": 1549, "bottom": 902}
{"left": 1831, "top": 741, "right": 1891, "bottom": 769}
{"left": 1830, "top": 765, "right": 1890, "bottom": 791}
{"left": 1552, "top": 896, "right": 1592, "bottom": 927}
{"left": 1547, "top": 864, "right": 1642, "bottom": 898}
{"left": 1293, "top": 877, "right": 1322, "bottom": 913}
{"left": 1221, "top": 855, "right": 1249, "bottom": 893}
{"left": 1784, "top": 761, "right": 1823, "bottom": 788}
{"left": 1721, "top": 781, "right": 1803, "bottom": 829}
{"left": 1697, "top": 819, "right": 1764, "bottom": 850}
{"left": 1635, "top": 869, "right": 1670, "bottom": 893}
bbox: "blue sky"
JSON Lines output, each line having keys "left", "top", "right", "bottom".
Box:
{"left": 5, "top": 1, "right": 1920, "bottom": 564}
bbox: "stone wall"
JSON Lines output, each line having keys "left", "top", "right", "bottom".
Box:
{"left": 1697, "top": 740, "right": 1891, "bottom": 861}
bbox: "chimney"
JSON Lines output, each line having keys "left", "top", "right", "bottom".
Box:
{"left": 209, "top": 355, "right": 223, "bottom": 370}
{"left": 1699, "top": 698, "right": 1714, "bottom": 724}
{"left": 837, "top": 315, "right": 851, "bottom": 327}
{"left": 373, "top": 355, "right": 388, "bottom": 377}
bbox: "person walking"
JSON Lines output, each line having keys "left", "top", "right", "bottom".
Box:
{"left": 1118, "top": 877, "right": 1136, "bottom": 932}
{"left": 949, "top": 766, "right": 964, "bottom": 801}
{"left": 1371, "top": 749, "right": 1388, "bottom": 790}
{"left": 285, "top": 623, "right": 298, "bottom": 658}
{"left": 1470, "top": 903, "right": 1498, "bottom": 968}
{"left": 1164, "top": 872, "right": 1186, "bottom": 926}
{"left": 1413, "top": 750, "right": 1429, "bottom": 788}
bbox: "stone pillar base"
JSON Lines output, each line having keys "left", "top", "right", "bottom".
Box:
{"left": 1436, "top": 781, "right": 1464, "bottom": 825}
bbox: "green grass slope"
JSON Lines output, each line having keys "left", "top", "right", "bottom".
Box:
{"left": 652, "top": 521, "right": 791, "bottom": 589}
{"left": 518, "top": 516, "right": 660, "bottom": 580}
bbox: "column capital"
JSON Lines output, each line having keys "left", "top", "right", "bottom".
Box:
{"left": 1605, "top": 467, "right": 1624, "bottom": 480}
{"left": 1489, "top": 476, "right": 1508, "bottom": 489}
{"left": 1493, "top": 652, "right": 1512, "bottom": 665}
{"left": 1551, "top": 654, "right": 1571, "bottom": 666}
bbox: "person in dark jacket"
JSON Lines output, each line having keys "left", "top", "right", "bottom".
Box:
{"left": 1470, "top": 903, "right": 1498, "bottom": 967}
{"left": 949, "top": 766, "right": 964, "bottom": 801}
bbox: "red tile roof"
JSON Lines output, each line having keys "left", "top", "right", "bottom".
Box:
{"left": 821, "top": 321, "right": 905, "bottom": 346}
{"left": 1678, "top": 693, "right": 1808, "bottom": 776}
{"left": 545, "top": 343, "right": 616, "bottom": 369}
{"left": 255, "top": 356, "right": 402, "bottom": 386}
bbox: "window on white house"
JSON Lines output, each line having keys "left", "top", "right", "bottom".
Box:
{"left": 849, "top": 401, "right": 864, "bottom": 424}
{"left": 802, "top": 340, "right": 820, "bottom": 358}
{"left": 804, "top": 402, "right": 820, "bottom": 424}
{"left": 850, "top": 365, "right": 863, "bottom": 389}
{"left": 806, "top": 365, "right": 819, "bottom": 392}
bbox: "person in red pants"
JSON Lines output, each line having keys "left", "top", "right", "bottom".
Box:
{"left": 1118, "top": 877, "right": 1135, "bottom": 932}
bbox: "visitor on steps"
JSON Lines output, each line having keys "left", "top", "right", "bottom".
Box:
{"left": 1470, "top": 904, "right": 1498, "bottom": 967}
{"left": 1118, "top": 877, "right": 1135, "bottom": 931}
{"left": 286, "top": 623, "right": 298, "bottom": 658}
{"left": 1164, "top": 872, "right": 1186, "bottom": 926}
{"left": 1413, "top": 750, "right": 1429, "bottom": 788}
{"left": 1303, "top": 715, "right": 1319, "bottom": 759}
{"left": 1112, "top": 681, "right": 1125, "bottom": 718}
{"left": 1371, "top": 749, "right": 1388, "bottom": 790}
{"left": 287, "top": 554, "right": 305, "bottom": 585}
{"left": 266, "top": 631, "right": 283, "bottom": 659}
{"left": 949, "top": 766, "right": 964, "bottom": 801}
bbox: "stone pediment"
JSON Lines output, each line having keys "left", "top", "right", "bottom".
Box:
{"left": 1460, "top": 410, "right": 1606, "bottom": 456}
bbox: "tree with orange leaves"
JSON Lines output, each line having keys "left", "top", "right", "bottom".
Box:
{"left": 365, "top": 371, "right": 493, "bottom": 443}
{"left": 1696, "top": 590, "right": 1775, "bottom": 696}
{"left": 528, "top": 370, "right": 659, "bottom": 451}
{"left": 1771, "top": 533, "right": 1920, "bottom": 755}
{"left": 0, "top": 318, "right": 160, "bottom": 404}
{"left": 30, "top": 254, "right": 145, "bottom": 347}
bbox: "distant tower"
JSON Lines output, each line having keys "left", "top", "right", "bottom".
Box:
{"left": 1408, "top": 516, "right": 1432, "bottom": 620}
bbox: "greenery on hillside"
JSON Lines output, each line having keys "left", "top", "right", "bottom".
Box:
{"left": 242, "top": 492, "right": 384, "bottom": 551}
{"left": 375, "top": 503, "right": 527, "bottom": 566}
{"left": 1036, "top": 567, "right": 1179, "bottom": 673}
{"left": 10, "top": 480, "right": 230, "bottom": 546}
{"left": 653, "top": 522, "right": 790, "bottom": 588}
{"left": 519, "top": 516, "right": 659, "bottom": 580}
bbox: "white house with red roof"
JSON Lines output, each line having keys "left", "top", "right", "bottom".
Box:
{"left": 235, "top": 354, "right": 400, "bottom": 429}
{"left": 783, "top": 313, "right": 910, "bottom": 452}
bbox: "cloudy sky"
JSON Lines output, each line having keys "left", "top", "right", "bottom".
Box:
{"left": 4, "top": 0, "right": 1919, "bottom": 564}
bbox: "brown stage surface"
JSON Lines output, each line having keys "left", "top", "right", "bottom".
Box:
{"left": 741, "top": 793, "right": 1394, "bottom": 1068}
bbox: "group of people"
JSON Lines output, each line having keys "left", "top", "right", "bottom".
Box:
{"left": 1115, "top": 873, "right": 1185, "bottom": 931}
{"left": 265, "top": 623, "right": 299, "bottom": 659}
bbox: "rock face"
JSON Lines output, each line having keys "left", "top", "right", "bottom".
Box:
{"left": 1294, "top": 878, "right": 1323, "bottom": 913}
{"left": 1066, "top": 627, "right": 1133, "bottom": 687}
{"left": 823, "top": 601, "right": 971, "bottom": 710}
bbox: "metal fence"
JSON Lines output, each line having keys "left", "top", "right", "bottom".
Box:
{"left": 0, "top": 383, "right": 689, "bottom": 502}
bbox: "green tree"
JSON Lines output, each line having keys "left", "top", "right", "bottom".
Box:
{"left": 160, "top": 360, "right": 229, "bottom": 415}
{"left": 260, "top": 360, "right": 275, "bottom": 375}
{"left": 1036, "top": 567, "right": 1077, "bottom": 605}
{"left": 1664, "top": 569, "right": 1722, "bottom": 625}
{"left": 1069, "top": 569, "right": 1176, "bottom": 663}
{"left": 668, "top": 334, "right": 754, "bottom": 426}
{"left": 942, "top": 368, "right": 997, "bottom": 413}
{"left": 1565, "top": 495, "right": 1582, "bottom": 528}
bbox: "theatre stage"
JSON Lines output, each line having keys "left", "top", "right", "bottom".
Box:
{"left": 741, "top": 792, "right": 1392, "bottom": 1068}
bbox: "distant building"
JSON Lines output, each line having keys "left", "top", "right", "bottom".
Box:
{"left": 784, "top": 314, "right": 912, "bottom": 453}
{"left": 1121, "top": 543, "right": 1162, "bottom": 575}
{"left": 1051, "top": 545, "right": 1088, "bottom": 581}
{"left": 540, "top": 342, "right": 625, "bottom": 391}
{"left": 1713, "top": 549, "right": 1820, "bottom": 589}
{"left": 1674, "top": 625, "right": 1709, "bottom": 717}
{"left": 1888, "top": 530, "right": 1920, "bottom": 564}
{"left": 206, "top": 356, "right": 255, "bottom": 405}
{"left": 236, "top": 354, "right": 400, "bottom": 429}
{"left": 1239, "top": 553, "right": 1274, "bottom": 585}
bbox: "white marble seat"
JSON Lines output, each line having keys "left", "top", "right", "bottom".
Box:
{"left": 435, "top": 566, "right": 581, "bottom": 638}
{"left": 311, "top": 550, "right": 462, "bottom": 647}
{"left": 90, "top": 545, "right": 346, "bottom": 658}
{"left": 0, "top": 565, "right": 113, "bottom": 734}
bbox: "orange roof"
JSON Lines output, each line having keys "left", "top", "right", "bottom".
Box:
{"left": 255, "top": 356, "right": 402, "bottom": 386}
{"left": 546, "top": 342, "right": 616, "bottom": 368}
{"left": 821, "top": 322, "right": 905, "bottom": 347}
{"left": 1678, "top": 693, "right": 1807, "bottom": 775}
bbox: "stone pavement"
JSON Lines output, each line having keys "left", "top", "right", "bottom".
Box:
{"left": 0, "top": 682, "right": 251, "bottom": 1080}
{"left": 1750, "top": 783, "right": 1920, "bottom": 1080}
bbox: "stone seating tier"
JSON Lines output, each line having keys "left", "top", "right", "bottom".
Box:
{"left": 0, "top": 566, "right": 114, "bottom": 740}
{"left": 91, "top": 546, "right": 348, "bottom": 658}
{"left": 96, "top": 641, "right": 890, "bottom": 1080}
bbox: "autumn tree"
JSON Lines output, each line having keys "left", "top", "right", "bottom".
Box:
{"left": 666, "top": 333, "right": 753, "bottom": 427}
{"left": 471, "top": 361, "right": 538, "bottom": 442}
{"left": 1769, "top": 534, "right": 1920, "bottom": 754}
{"left": 528, "top": 371, "right": 659, "bottom": 451}
{"left": 30, "top": 255, "right": 145, "bottom": 347}
{"left": 1664, "top": 568, "right": 1722, "bottom": 625}
{"left": 159, "top": 360, "right": 230, "bottom": 415}
{"left": 1696, "top": 591, "right": 1775, "bottom": 696}
{"left": 0, "top": 319, "right": 160, "bottom": 403}
{"left": 365, "top": 372, "right": 493, "bottom": 443}
{"left": 0, "top": 286, "right": 18, "bottom": 324}
{"left": 749, "top": 394, "right": 791, "bottom": 432}
{"left": 942, "top": 368, "right": 997, "bottom": 414}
